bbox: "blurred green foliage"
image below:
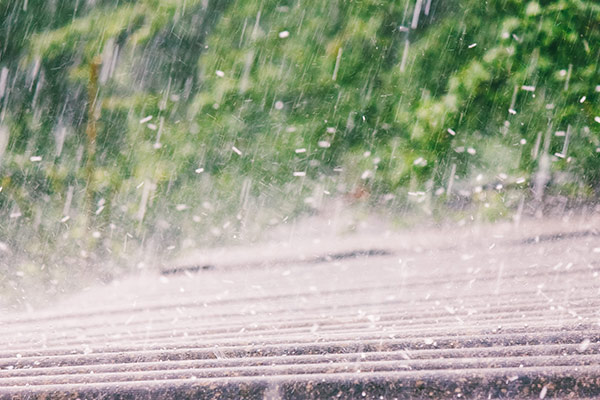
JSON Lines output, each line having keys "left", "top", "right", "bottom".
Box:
{"left": 0, "top": 0, "right": 598, "bottom": 303}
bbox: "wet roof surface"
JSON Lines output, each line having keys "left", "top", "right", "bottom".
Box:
{"left": 1, "top": 218, "right": 600, "bottom": 399}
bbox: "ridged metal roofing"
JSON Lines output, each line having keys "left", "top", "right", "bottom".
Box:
{"left": 1, "top": 222, "right": 599, "bottom": 399}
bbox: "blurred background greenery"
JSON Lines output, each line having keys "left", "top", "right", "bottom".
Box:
{"left": 0, "top": 0, "right": 598, "bottom": 305}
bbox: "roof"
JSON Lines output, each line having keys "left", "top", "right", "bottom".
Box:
{"left": 1, "top": 217, "right": 599, "bottom": 399}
